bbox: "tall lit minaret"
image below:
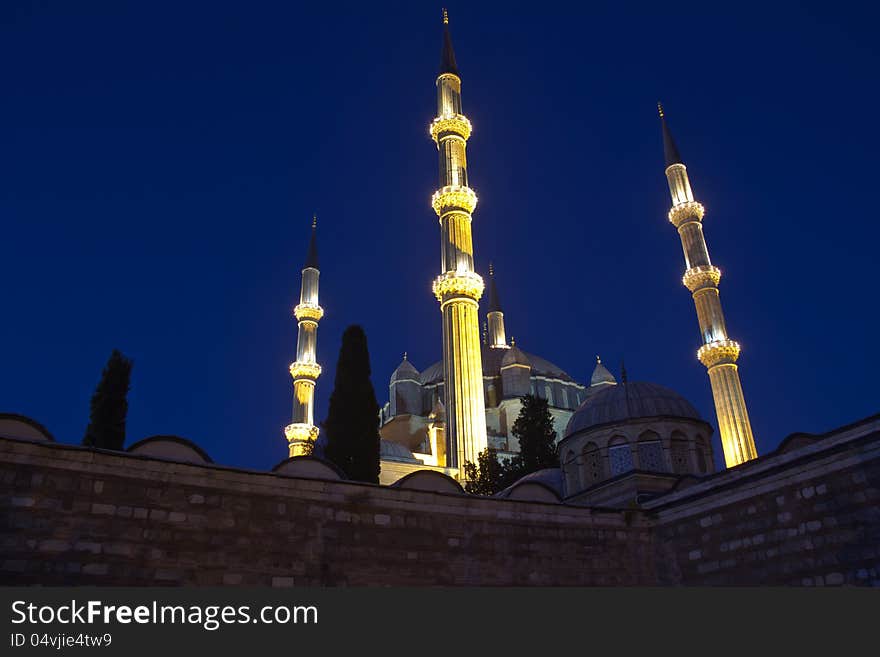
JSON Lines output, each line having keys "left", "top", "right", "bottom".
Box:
{"left": 486, "top": 263, "right": 510, "bottom": 349}
{"left": 429, "top": 9, "right": 488, "bottom": 472}
{"left": 659, "top": 104, "right": 757, "bottom": 468}
{"left": 284, "top": 216, "right": 323, "bottom": 457}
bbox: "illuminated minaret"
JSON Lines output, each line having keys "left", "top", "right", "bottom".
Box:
{"left": 284, "top": 216, "right": 323, "bottom": 457}
{"left": 658, "top": 104, "right": 757, "bottom": 468}
{"left": 429, "top": 9, "right": 488, "bottom": 472}
{"left": 486, "top": 263, "right": 509, "bottom": 349}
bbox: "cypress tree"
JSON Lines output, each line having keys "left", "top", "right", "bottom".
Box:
{"left": 82, "top": 349, "right": 134, "bottom": 450}
{"left": 323, "top": 325, "right": 381, "bottom": 483}
{"left": 510, "top": 394, "right": 558, "bottom": 476}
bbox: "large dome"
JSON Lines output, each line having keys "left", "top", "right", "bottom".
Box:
{"left": 419, "top": 348, "right": 575, "bottom": 385}
{"left": 564, "top": 381, "right": 702, "bottom": 438}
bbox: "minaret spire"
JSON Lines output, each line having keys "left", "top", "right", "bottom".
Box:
{"left": 304, "top": 214, "right": 319, "bottom": 269}
{"left": 659, "top": 105, "right": 757, "bottom": 468}
{"left": 486, "top": 263, "right": 509, "bottom": 349}
{"left": 439, "top": 8, "right": 459, "bottom": 76}
{"left": 284, "top": 217, "right": 324, "bottom": 457}
{"left": 429, "top": 13, "right": 488, "bottom": 476}
{"left": 658, "top": 101, "right": 683, "bottom": 168}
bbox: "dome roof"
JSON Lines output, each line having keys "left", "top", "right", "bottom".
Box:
{"left": 590, "top": 358, "right": 617, "bottom": 387}
{"left": 380, "top": 439, "right": 420, "bottom": 463}
{"left": 390, "top": 356, "right": 420, "bottom": 383}
{"left": 501, "top": 345, "right": 530, "bottom": 368}
{"left": 419, "top": 348, "right": 576, "bottom": 385}
{"left": 564, "top": 381, "right": 702, "bottom": 438}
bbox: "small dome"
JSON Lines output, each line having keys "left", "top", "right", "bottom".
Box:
{"left": 126, "top": 435, "right": 213, "bottom": 463}
{"left": 390, "top": 355, "right": 420, "bottom": 383}
{"left": 590, "top": 358, "right": 617, "bottom": 387}
{"left": 380, "top": 439, "right": 420, "bottom": 463}
{"left": 564, "top": 381, "right": 702, "bottom": 437}
{"left": 501, "top": 345, "right": 531, "bottom": 368}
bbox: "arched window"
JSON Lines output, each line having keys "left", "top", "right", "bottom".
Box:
{"left": 564, "top": 449, "right": 580, "bottom": 493}
{"left": 581, "top": 441, "right": 602, "bottom": 485}
{"left": 670, "top": 430, "right": 691, "bottom": 474}
{"left": 637, "top": 430, "right": 665, "bottom": 472}
{"left": 608, "top": 436, "right": 633, "bottom": 477}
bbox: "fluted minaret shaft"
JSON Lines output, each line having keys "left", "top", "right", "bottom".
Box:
{"left": 660, "top": 105, "right": 757, "bottom": 468}
{"left": 284, "top": 218, "right": 323, "bottom": 457}
{"left": 429, "top": 11, "right": 488, "bottom": 472}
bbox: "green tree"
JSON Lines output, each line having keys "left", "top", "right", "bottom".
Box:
{"left": 510, "top": 394, "right": 558, "bottom": 475}
{"left": 82, "top": 349, "right": 134, "bottom": 450}
{"left": 464, "top": 447, "right": 508, "bottom": 495}
{"left": 323, "top": 325, "right": 381, "bottom": 483}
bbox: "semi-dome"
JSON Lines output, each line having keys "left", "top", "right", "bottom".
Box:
{"left": 390, "top": 355, "right": 420, "bottom": 383}
{"left": 380, "top": 439, "right": 420, "bottom": 463}
{"left": 564, "top": 381, "right": 702, "bottom": 438}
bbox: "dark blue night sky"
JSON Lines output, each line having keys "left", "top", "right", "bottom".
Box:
{"left": 2, "top": 1, "right": 878, "bottom": 470}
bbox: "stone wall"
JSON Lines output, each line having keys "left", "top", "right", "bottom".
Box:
{"left": 648, "top": 417, "right": 880, "bottom": 585}
{"left": 0, "top": 439, "right": 655, "bottom": 586}
{"left": 2, "top": 414, "right": 878, "bottom": 586}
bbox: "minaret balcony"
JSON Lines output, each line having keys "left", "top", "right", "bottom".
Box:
{"left": 432, "top": 185, "right": 478, "bottom": 216}
{"left": 682, "top": 265, "right": 722, "bottom": 293}
{"left": 433, "top": 269, "right": 484, "bottom": 303}
{"left": 294, "top": 302, "right": 324, "bottom": 322}
{"left": 284, "top": 422, "right": 319, "bottom": 446}
{"left": 697, "top": 339, "right": 741, "bottom": 368}
{"left": 289, "top": 361, "right": 322, "bottom": 380}
{"left": 429, "top": 113, "right": 472, "bottom": 143}
{"left": 668, "top": 201, "right": 705, "bottom": 228}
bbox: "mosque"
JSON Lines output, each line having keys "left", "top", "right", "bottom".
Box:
{"left": 283, "top": 10, "right": 759, "bottom": 496}
{"left": 1, "top": 10, "right": 877, "bottom": 588}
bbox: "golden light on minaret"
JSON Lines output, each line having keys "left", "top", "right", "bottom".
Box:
{"left": 284, "top": 215, "right": 323, "bottom": 457}
{"left": 659, "top": 104, "right": 758, "bottom": 468}
{"left": 429, "top": 9, "right": 488, "bottom": 474}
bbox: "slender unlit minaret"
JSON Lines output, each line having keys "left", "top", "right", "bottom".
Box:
{"left": 284, "top": 216, "right": 323, "bottom": 457}
{"left": 658, "top": 103, "right": 757, "bottom": 468}
{"left": 486, "top": 263, "right": 510, "bottom": 349}
{"left": 429, "top": 9, "right": 488, "bottom": 472}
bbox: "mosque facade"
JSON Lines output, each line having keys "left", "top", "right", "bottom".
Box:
{"left": 281, "top": 12, "right": 759, "bottom": 490}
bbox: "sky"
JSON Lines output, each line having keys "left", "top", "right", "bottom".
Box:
{"left": 2, "top": 1, "right": 878, "bottom": 471}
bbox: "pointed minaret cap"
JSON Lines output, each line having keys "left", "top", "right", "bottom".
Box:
{"left": 590, "top": 355, "right": 617, "bottom": 387}
{"left": 439, "top": 8, "right": 460, "bottom": 77}
{"left": 486, "top": 262, "right": 502, "bottom": 312}
{"left": 304, "top": 214, "right": 319, "bottom": 269}
{"left": 658, "top": 102, "right": 683, "bottom": 168}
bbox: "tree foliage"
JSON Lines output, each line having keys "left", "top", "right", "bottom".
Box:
{"left": 464, "top": 394, "right": 559, "bottom": 496}
{"left": 82, "top": 349, "right": 133, "bottom": 450}
{"left": 510, "top": 393, "right": 558, "bottom": 474}
{"left": 463, "top": 448, "right": 514, "bottom": 495}
{"left": 323, "top": 325, "right": 381, "bottom": 484}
